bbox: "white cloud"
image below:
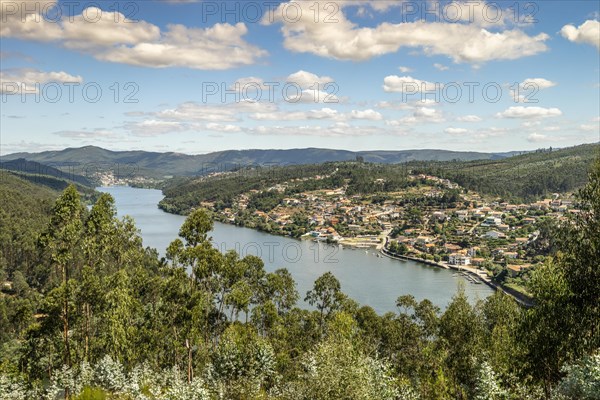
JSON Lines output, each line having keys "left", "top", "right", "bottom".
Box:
{"left": 398, "top": 66, "right": 413, "bottom": 73}
{"left": 350, "top": 109, "right": 382, "bottom": 120}
{"left": 444, "top": 127, "right": 469, "bottom": 135}
{"left": 229, "top": 76, "right": 270, "bottom": 92}
{"left": 250, "top": 107, "right": 380, "bottom": 122}
{"left": 286, "top": 89, "right": 339, "bottom": 104}
{"left": 560, "top": 20, "right": 600, "bottom": 50}
{"left": 473, "top": 126, "right": 509, "bottom": 138}
{"left": 53, "top": 130, "right": 116, "bottom": 139}
{"left": 286, "top": 70, "right": 334, "bottom": 89}
{"left": 248, "top": 122, "right": 402, "bottom": 137}
{"left": 383, "top": 75, "right": 439, "bottom": 92}
{"left": 0, "top": 68, "right": 82, "bottom": 94}
{"left": 264, "top": 1, "right": 549, "bottom": 64}
{"left": 527, "top": 133, "right": 547, "bottom": 142}
{"left": 520, "top": 78, "right": 557, "bottom": 90}
{"left": 433, "top": 63, "right": 449, "bottom": 71}
{"left": 149, "top": 101, "right": 277, "bottom": 123}
{"left": 510, "top": 77, "right": 557, "bottom": 103}
{"left": 205, "top": 123, "right": 242, "bottom": 133}
{"left": 387, "top": 107, "right": 445, "bottom": 125}
{"left": 0, "top": 2, "right": 265, "bottom": 69}
{"left": 496, "top": 106, "right": 562, "bottom": 119}
{"left": 457, "top": 115, "right": 482, "bottom": 122}
{"left": 579, "top": 121, "right": 600, "bottom": 132}
{"left": 376, "top": 99, "right": 438, "bottom": 111}
{"left": 125, "top": 120, "right": 188, "bottom": 136}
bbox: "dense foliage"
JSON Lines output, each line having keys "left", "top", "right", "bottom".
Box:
{"left": 1, "top": 156, "right": 599, "bottom": 399}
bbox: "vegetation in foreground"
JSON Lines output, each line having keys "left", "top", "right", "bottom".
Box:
{"left": 0, "top": 158, "right": 599, "bottom": 399}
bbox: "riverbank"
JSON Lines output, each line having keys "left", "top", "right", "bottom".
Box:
{"left": 380, "top": 247, "right": 534, "bottom": 307}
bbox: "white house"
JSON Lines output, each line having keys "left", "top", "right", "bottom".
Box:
{"left": 449, "top": 253, "right": 471, "bottom": 266}
{"left": 485, "top": 230, "right": 506, "bottom": 239}
{"left": 483, "top": 216, "right": 502, "bottom": 226}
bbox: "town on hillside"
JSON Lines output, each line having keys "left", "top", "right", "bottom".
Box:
{"left": 196, "top": 171, "right": 579, "bottom": 298}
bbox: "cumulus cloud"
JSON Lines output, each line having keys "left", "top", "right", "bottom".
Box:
{"left": 376, "top": 99, "right": 439, "bottom": 111}
{"left": 527, "top": 133, "right": 547, "bottom": 142}
{"left": 444, "top": 127, "right": 469, "bottom": 135}
{"left": 457, "top": 115, "right": 482, "bottom": 122}
{"left": 285, "top": 89, "right": 339, "bottom": 104}
{"left": 247, "top": 122, "right": 403, "bottom": 137}
{"left": 349, "top": 109, "right": 382, "bottom": 120}
{"left": 149, "top": 101, "right": 277, "bottom": 123}
{"left": 398, "top": 66, "right": 413, "bottom": 73}
{"left": 263, "top": 1, "right": 549, "bottom": 64}
{"left": 510, "top": 77, "right": 557, "bottom": 103}
{"left": 520, "top": 78, "right": 557, "bottom": 90}
{"left": 249, "top": 107, "right": 380, "bottom": 121}
{"left": 205, "top": 123, "right": 242, "bottom": 133}
{"left": 125, "top": 120, "right": 188, "bottom": 136}
{"left": 0, "top": 68, "right": 82, "bottom": 94}
{"left": 560, "top": 20, "right": 600, "bottom": 50}
{"left": 0, "top": 1, "right": 265, "bottom": 69}
{"left": 383, "top": 76, "right": 439, "bottom": 92}
{"left": 53, "top": 130, "right": 117, "bottom": 139}
{"left": 387, "top": 107, "right": 445, "bottom": 125}
{"left": 496, "top": 106, "right": 562, "bottom": 119}
{"left": 433, "top": 63, "right": 449, "bottom": 71}
{"left": 286, "top": 70, "right": 334, "bottom": 89}
{"left": 229, "top": 77, "right": 272, "bottom": 93}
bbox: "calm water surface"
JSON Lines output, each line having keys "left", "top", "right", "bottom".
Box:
{"left": 98, "top": 186, "right": 493, "bottom": 313}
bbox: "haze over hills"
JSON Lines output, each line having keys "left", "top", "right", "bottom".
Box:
{"left": 1, "top": 145, "right": 526, "bottom": 177}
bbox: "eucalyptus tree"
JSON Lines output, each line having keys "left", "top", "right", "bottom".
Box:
{"left": 521, "top": 158, "right": 600, "bottom": 397}
{"left": 38, "top": 185, "right": 85, "bottom": 374}
{"left": 305, "top": 272, "right": 345, "bottom": 334}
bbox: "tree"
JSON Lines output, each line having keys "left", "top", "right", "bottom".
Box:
{"left": 521, "top": 157, "right": 600, "bottom": 396}
{"left": 305, "top": 272, "right": 344, "bottom": 333}
{"left": 439, "top": 287, "right": 485, "bottom": 398}
{"left": 101, "top": 269, "right": 138, "bottom": 366}
{"left": 279, "top": 333, "right": 399, "bottom": 400}
{"left": 178, "top": 208, "right": 213, "bottom": 247}
{"left": 38, "top": 184, "right": 85, "bottom": 393}
{"left": 557, "top": 351, "right": 600, "bottom": 400}
{"left": 265, "top": 268, "right": 298, "bottom": 315}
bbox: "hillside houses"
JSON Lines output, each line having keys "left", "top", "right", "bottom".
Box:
{"left": 203, "top": 170, "right": 577, "bottom": 289}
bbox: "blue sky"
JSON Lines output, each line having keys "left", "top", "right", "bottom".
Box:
{"left": 1, "top": 0, "right": 599, "bottom": 155}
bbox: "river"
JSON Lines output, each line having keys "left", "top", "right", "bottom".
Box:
{"left": 98, "top": 186, "right": 493, "bottom": 313}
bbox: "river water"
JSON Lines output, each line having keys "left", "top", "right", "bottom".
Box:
{"left": 98, "top": 186, "right": 493, "bottom": 313}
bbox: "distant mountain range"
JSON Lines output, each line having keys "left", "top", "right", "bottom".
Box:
{"left": 1, "top": 146, "right": 527, "bottom": 178}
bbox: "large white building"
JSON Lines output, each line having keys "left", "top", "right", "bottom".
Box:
{"left": 449, "top": 253, "right": 471, "bottom": 266}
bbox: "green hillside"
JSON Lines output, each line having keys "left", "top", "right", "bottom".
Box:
{"left": 412, "top": 143, "right": 599, "bottom": 201}
{"left": 0, "top": 173, "right": 57, "bottom": 281}
{"left": 159, "top": 143, "right": 599, "bottom": 215}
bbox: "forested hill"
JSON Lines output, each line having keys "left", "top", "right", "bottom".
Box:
{"left": 1, "top": 145, "right": 521, "bottom": 177}
{"left": 412, "top": 143, "right": 599, "bottom": 201}
{"left": 0, "top": 158, "right": 94, "bottom": 188}
{"left": 0, "top": 173, "right": 58, "bottom": 280}
{"left": 159, "top": 143, "right": 599, "bottom": 214}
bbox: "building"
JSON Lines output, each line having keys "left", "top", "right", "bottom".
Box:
{"left": 449, "top": 253, "right": 471, "bottom": 266}
{"left": 485, "top": 230, "right": 506, "bottom": 239}
{"left": 484, "top": 216, "right": 502, "bottom": 226}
